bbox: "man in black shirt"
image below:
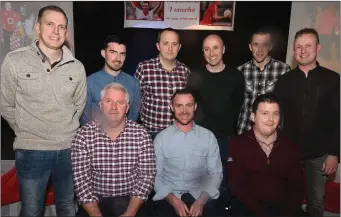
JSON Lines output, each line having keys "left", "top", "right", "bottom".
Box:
{"left": 187, "top": 34, "right": 245, "bottom": 212}
{"left": 274, "top": 28, "right": 340, "bottom": 217}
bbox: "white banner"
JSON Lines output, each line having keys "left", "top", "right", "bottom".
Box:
{"left": 124, "top": 1, "right": 235, "bottom": 31}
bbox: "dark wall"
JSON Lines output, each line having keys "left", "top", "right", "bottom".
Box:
{"left": 1, "top": 1, "right": 292, "bottom": 159}
{"left": 73, "top": 1, "right": 292, "bottom": 75}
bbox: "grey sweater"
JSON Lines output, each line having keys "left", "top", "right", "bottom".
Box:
{"left": 0, "top": 40, "right": 87, "bottom": 150}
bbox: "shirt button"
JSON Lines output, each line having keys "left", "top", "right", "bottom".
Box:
{"left": 26, "top": 74, "right": 30, "bottom": 78}
{"left": 258, "top": 82, "right": 261, "bottom": 85}
{"left": 47, "top": 69, "right": 50, "bottom": 72}
{"left": 69, "top": 77, "right": 73, "bottom": 81}
{"left": 42, "top": 59, "right": 45, "bottom": 63}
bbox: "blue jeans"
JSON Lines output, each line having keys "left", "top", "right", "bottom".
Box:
{"left": 15, "top": 149, "right": 76, "bottom": 217}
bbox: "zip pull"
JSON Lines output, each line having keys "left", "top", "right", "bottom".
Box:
{"left": 267, "top": 158, "right": 270, "bottom": 165}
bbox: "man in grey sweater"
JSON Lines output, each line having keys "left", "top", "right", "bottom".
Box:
{"left": 0, "top": 5, "right": 86, "bottom": 216}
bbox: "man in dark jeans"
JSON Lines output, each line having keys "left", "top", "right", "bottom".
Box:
{"left": 274, "top": 28, "right": 340, "bottom": 217}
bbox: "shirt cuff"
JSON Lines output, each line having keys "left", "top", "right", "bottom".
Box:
{"left": 203, "top": 185, "right": 220, "bottom": 199}
{"left": 153, "top": 186, "right": 172, "bottom": 201}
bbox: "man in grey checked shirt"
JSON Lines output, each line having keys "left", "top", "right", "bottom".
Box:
{"left": 237, "top": 28, "right": 291, "bottom": 135}
{"left": 153, "top": 89, "right": 222, "bottom": 217}
{"left": 71, "top": 82, "right": 156, "bottom": 217}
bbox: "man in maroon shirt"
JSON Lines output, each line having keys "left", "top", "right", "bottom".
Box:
{"left": 227, "top": 93, "right": 304, "bottom": 216}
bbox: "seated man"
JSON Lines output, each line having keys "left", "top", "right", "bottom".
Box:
{"left": 153, "top": 89, "right": 223, "bottom": 217}
{"left": 71, "top": 82, "right": 156, "bottom": 217}
{"left": 227, "top": 94, "right": 304, "bottom": 216}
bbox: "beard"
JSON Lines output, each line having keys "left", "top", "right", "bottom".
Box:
{"left": 106, "top": 61, "right": 123, "bottom": 72}
{"left": 174, "top": 112, "right": 193, "bottom": 126}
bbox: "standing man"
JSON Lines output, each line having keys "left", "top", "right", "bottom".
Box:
{"left": 135, "top": 28, "right": 191, "bottom": 139}
{"left": 187, "top": 34, "right": 244, "bottom": 212}
{"left": 153, "top": 89, "right": 222, "bottom": 217}
{"left": 0, "top": 5, "right": 87, "bottom": 216}
{"left": 237, "top": 28, "right": 291, "bottom": 135}
{"left": 72, "top": 83, "right": 156, "bottom": 217}
{"left": 274, "top": 28, "right": 340, "bottom": 217}
{"left": 80, "top": 35, "right": 140, "bottom": 126}
{"left": 227, "top": 94, "right": 304, "bottom": 216}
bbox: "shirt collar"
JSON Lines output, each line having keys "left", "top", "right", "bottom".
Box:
{"left": 34, "top": 40, "right": 63, "bottom": 63}
{"left": 30, "top": 39, "right": 75, "bottom": 66}
{"left": 156, "top": 56, "right": 180, "bottom": 71}
{"left": 250, "top": 57, "right": 273, "bottom": 71}
{"left": 296, "top": 61, "right": 320, "bottom": 75}
{"left": 101, "top": 68, "right": 124, "bottom": 80}
{"left": 171, "top": 121, "right": 197, "bottom": 135}
{"left": 97, "top": 117, "right": 128, "bottom": 136}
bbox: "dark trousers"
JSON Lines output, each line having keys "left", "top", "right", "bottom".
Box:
{"left": 216, "top": 136, "right": 232, "bottom": 212}
{"left": 76, "top": 196, "right": 146, "bottom": 217}
{"left": 153, "top": 193, "right": 216, "bottom": 217}
{"left": 231, "top": 197, "right": 282, "bottom": 216}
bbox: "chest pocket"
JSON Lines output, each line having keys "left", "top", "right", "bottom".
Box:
{"left": 53, "top": 72, "right": 78, "bottom": 106}
{"left": 190, "top": 148, "right": 207, "bottom": 169}
{"left": 164, "top": 150, "right": 182, "bottom": 170}
{"left": 17, "top": 72, "right": 43, "bottom": 94}
{"left": 265, "top": 80, "right": 277, "bottom": 93}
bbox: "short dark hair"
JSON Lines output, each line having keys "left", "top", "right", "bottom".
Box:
{"left": 38, "top": 5, "right": 68, "bottom": 27}
{"left": 294, "top": 28, "right": 320, "bottom": 44}
{"left": 171, "top": 88, "right": 196, "bottom": 104}
{"left": 252, "top": 93, "right": 281, "bottom": 114}
{"left": 103, "top": 35, "right": 127, "bottom": 50}
{"left": 250, "top": 27, "right": 271, "bottom": 44}
{"left": 157, "top": 28, "right": 180, "bottom": 43}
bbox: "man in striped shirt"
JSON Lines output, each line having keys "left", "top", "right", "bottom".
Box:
{"left": 135, "top": 28, "right": 191, "bottom": 139}
{"left": 237, "top": 28, "right": 291, "bottom": 135}
{"left": 71, "top": 82, "right": 156, "bottom": 217}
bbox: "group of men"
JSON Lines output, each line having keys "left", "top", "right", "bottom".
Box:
{"left": 0, "top": 5, "right": 339, "bottom": 217}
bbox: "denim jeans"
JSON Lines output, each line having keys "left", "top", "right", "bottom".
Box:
{"left": 304, "top": 154, "right": 328, "bottom": 217}
{"left": 15, "top": 149, "right": 76, "bottom": 217}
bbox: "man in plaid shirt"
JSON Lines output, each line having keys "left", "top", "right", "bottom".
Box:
{"left": 71, "top": 83, "right": 156, "bottom": 217}
{"left": 237, "top": 28, "right": 291, "bottom": 135}
{"left": 135, "top": 28, "right": 191, "bottom": 139}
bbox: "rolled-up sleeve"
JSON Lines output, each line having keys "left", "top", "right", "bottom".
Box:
{"left": 131, "top": 131, "right": 156, "bottom": 201}
{"left": 203, "top": 133, "right": 223, "bottom": 199}
{"left": 71, "top": 130, "right": 98, "bottom": 204}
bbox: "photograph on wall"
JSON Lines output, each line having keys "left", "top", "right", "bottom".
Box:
{"left": 126, "top": 1, "right": 164, "bottom": 21}
{"left": 0, "top": 1, "right": 74, "bottom": 67}
{"left": 124, "top": 1, "right": 236, "bottom": 31}
{"left": 200, "top": 1, "right": 233, "bottom": 26}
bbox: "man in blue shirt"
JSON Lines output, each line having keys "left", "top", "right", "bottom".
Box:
{"left": 80, "top": 35, "right": 141, "bottom": 125}
{"left": 153, "top": 88, "right": 222, "bottom": 217}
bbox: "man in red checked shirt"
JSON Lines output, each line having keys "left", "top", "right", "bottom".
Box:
{"left": 200, "top": 1, "right": 228, "bottom": 25}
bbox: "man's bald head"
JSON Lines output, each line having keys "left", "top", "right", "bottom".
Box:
{"left": 202, "top": 34, "right": 224, "bottom": 48}
{"left": 202, "top": 34, "right": 225, "bottom": 69}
